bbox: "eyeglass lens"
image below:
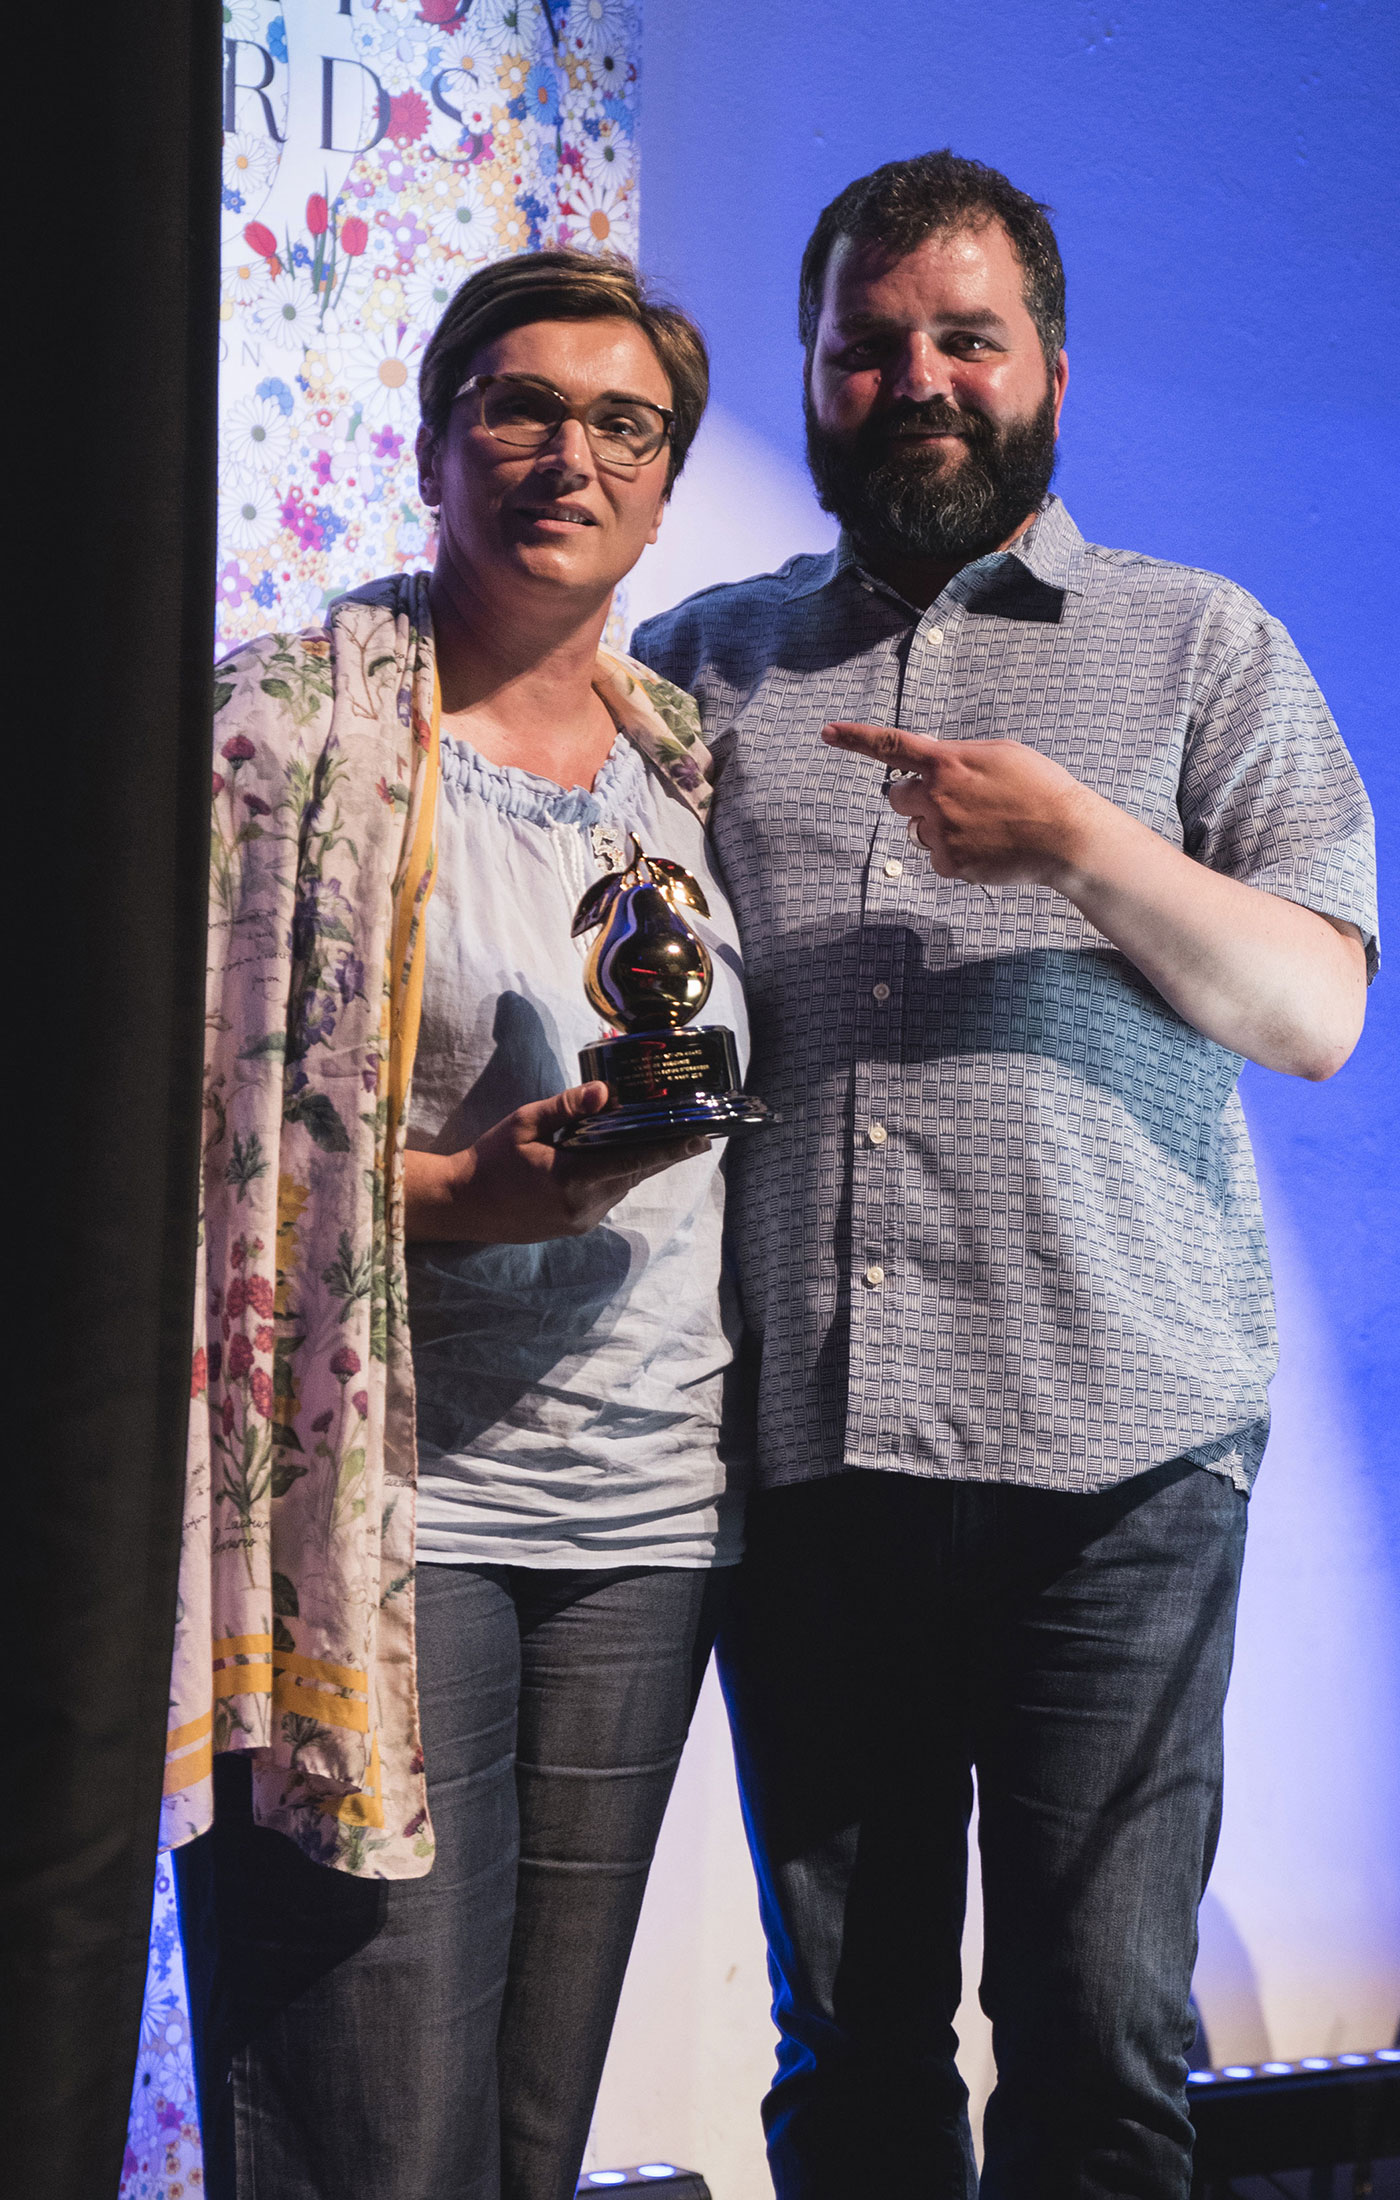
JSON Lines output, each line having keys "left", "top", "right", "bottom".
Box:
{"left": 479, "top": 380, "right": 667, "bottom": 466}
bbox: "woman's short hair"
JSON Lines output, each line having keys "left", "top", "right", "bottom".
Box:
{"left": 419, "top": 248, "right": 709, "bottom": 490}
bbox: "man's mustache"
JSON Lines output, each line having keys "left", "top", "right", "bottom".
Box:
{"left": 863, "top": 400, "right": 985, "bottom": 452}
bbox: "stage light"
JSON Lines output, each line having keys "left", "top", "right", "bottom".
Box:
{"left": 575, "top": 2170, "right": 711, "bottom": 2197}
{"left": 1190, "top": 2054, "right": 1400, "bottom": 2081}
{"left": 1186, "top": 2048, "right": 1400, "bottom": 2191}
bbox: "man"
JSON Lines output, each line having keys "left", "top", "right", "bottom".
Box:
{"left": 633, "top": 152, "right": 1377, "bottom": 2199}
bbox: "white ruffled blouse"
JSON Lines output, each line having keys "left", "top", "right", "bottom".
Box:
{"left": 406, "top": 729, "right": 751, "bottom": 1568}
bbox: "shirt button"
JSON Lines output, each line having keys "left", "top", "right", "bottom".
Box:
{"left": 928, "top": 625, "right": 945, "bottom": 644}
{"left": 871, "top": 982, "right": 890, "bottom": 1002}
{"left": 863, "top": 1263, "right": 885, "bottom": 1288}
{"left": 866, "top": 1122, "right": 888, "bottom": 1146}
{"left": 883, "top": 858, "right": 904, "bottom": 878}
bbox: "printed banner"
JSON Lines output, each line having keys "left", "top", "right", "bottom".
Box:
{"left": 215, "top": 0, "right": 640, "bottom": 658}
{"left": 121, "top": 8, "right": 641, "bottom": 2192}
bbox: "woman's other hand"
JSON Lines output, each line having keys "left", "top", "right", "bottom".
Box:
{"left": 404, "top": 1082, "right": 710, "bottom": 1244}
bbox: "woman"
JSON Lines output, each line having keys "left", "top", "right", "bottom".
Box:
{"left": 171, "top": 251, "right": 748, "bottom": 2200}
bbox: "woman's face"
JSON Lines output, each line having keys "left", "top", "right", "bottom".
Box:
{"left": 418, "top": 316, "right": 673, "bottom": 610}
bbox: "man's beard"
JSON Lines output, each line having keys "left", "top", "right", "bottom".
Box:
{"left": 804, "top": 384, "right": 1058, "bottom": 568}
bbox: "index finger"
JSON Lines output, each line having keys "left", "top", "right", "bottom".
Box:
{"left": 821, "top": 721, "right": 944, "bottom": 771}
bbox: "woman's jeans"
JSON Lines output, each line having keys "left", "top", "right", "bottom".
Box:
{"left": 176, "top": 1560, "right": 726, "bottom": 2200}
{"left": 717, "top": 1459, "right": 1248, "bottom": 2200}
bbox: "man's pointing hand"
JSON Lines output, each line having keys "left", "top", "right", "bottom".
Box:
{"left": 820, "top": 720, "right": 1098, "bottom": 891}
{"left": 819, "top": 719, "right": 1366, "bottom": 1079}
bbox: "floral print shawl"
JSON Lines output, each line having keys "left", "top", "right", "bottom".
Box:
{"left": 161, "top": 571, "right": 714, "bottom": 1878}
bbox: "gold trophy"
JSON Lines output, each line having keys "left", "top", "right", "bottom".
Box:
{"left": 556, "top": 841, "right": 770, "bottom": 1148}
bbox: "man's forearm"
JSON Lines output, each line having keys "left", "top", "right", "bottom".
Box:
{"left": 819, "top": 722, "right": 1369, "bottom": 1077}
{"left": 1050, "top": 796, "right": 1367, "bottom": 1079}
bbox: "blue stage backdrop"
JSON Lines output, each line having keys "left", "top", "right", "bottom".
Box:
{"left": 628, "top": 0, "right": 1398, "bottom": 2064}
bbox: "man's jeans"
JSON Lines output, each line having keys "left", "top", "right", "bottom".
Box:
{"left": 717, "top": 1460, "right": 1248, "bottom": 2200}
{"left": 176, "top": 1561, "right": 725, "bottom": 2200}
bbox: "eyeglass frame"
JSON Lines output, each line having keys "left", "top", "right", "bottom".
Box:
{"left": 451, "top": 371, "right": 675, "bottom": 473}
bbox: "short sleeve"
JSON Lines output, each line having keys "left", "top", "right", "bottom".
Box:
{"left": 1181, "top": 595, "right": 1379, "bottom": 976}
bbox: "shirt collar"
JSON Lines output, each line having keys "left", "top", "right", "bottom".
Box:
{"left": 1002, "top": 495, "right": 1088, "bottom": 595}
{"left": 798, "top": 494, "right": 1088, "bottom": 613}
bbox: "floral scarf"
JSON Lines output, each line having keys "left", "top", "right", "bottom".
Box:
{"left": 161, "top": 572, "right": 714, "bottom": 1877}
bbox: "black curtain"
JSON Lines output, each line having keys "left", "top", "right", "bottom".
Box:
{"left": 6, "top": 6, "right": 221, "bottom": 2193}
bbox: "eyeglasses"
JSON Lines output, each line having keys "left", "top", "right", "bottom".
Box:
{"left": 452, "top": 372, "right": 674, "bottom": 473}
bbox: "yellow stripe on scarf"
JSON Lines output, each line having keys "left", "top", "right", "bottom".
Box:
{"left": 163, "top": 1708, "right": 215, "bottom": 1798}
{"left": 273, "top": 1673, "right": 370, "bottom": 1734}
{"left": 386, "top": 663, "right": 441, "bottom": 1141}
{"left": 165, "top": 1710, "right": 214, "bottom": 1754}
{"left": 163, "top": 1744, "right": 214, "bottom": 1797}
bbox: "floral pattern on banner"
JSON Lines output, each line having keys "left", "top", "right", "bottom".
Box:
{"left": 120, "top": 1866, "right": 202, "bottom": 2199}
{"left": 216, "top": 0, "right": 640, "bottom": 657}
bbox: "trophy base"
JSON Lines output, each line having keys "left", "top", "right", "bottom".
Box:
{"left": 556, "top": 1025, "right": 771, "bottom": 1149}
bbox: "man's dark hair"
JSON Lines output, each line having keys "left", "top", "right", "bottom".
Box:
{"left": 419, "top": 248, "right": 709, "bottom": 492}
{"left": 798, "top": 150, "right": 1065, "bottom": 371}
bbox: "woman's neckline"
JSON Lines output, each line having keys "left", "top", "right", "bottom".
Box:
{"left": 438, "top": 725, "right": 646, "bottom": 827}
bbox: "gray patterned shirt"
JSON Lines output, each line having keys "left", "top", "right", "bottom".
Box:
{"left": 633, "top": 497, "right": 1378, "bottom": 1495}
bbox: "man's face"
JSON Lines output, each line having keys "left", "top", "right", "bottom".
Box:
{"left": 805, "top": 221, "right": 1069, "bottom": 569}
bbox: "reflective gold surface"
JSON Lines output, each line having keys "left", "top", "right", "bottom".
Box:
{"left": 572, "top": 843, "right": 715, "bottom": 1032}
